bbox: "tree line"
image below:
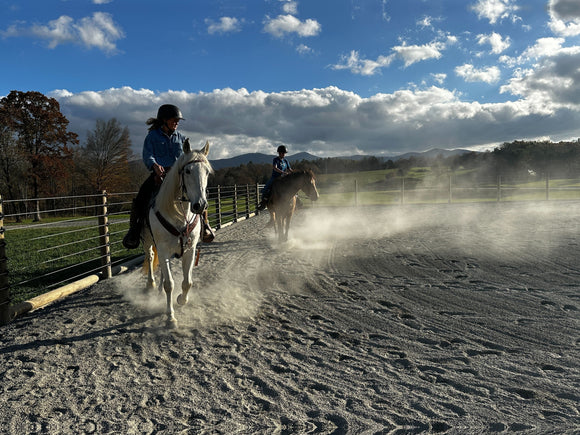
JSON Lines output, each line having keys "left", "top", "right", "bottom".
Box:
{"left": 212, "top": 139, "right": 580, "bottom": 188}
{"left": 3, "top": 90, "right": 580, "bottom": 216}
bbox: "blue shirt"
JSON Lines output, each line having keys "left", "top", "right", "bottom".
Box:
{"left": 142, "top": 128, "right": 186, "bottom": 171}
{"left": 271, "top": 156, "right": 291, "bottom": 178}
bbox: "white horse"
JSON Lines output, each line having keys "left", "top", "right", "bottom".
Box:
{"left": 142, "top": 139, "right": 213, "bottom": 328}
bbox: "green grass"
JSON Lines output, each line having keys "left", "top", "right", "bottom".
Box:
{"left": 315, "top": 168, "right": 580, "bottom": 205}
{"left": 4, "top": 218, "right": 137, "bottom": 304}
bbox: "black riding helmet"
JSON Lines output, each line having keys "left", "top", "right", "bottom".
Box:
{"left": 157, "top": 104, "right": 184, "bottom": 121}
{"left": 277, "top": 145, "right": 288, "bottom": 154}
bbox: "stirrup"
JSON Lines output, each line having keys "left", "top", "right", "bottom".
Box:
{"left": 202, "top": 223, "right": 215, "bottom": 243}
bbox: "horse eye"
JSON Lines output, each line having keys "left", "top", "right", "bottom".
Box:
{"left": 185, "top": 168, "right": 191, "bottom": 174}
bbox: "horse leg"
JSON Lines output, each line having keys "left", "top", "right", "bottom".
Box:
{"left": 276, "top": 216, "right": 285, "bottom": 242}
{"left": 159, "top": 257, "right": 177, "bottom": 328}
{"left": 145, "top": 244, "right": 157, "bottom": 291}
{"left": 284, "top": 213, "right": 292, "bottom": 242}
{"left": 283, "top": 200, "right": 296, "bottom": 242}
{"left": 177, "top": 246, "right": 196, "bottom": 306}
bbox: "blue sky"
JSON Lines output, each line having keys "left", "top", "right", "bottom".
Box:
{"left": 2, "top": 0, "right": 580, "bottom": 159}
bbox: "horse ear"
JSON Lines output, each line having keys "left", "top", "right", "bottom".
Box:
{"left": 201, "top": 140, "right": 210, "bottom": 156}
{"left": 183, "top": 138, "right": 192, "bottom": 153}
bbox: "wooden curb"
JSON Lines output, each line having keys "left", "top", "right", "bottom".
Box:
{"left": 9, "top": 255, "right": 144, "bottom": 321}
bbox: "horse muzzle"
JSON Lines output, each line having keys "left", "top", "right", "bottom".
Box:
{"left": 190, "top": 199, "right": 208, "bottom": 214}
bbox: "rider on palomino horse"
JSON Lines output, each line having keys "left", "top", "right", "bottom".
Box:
{"left": 257, "top": 145, "right": 293, "bottom": 211}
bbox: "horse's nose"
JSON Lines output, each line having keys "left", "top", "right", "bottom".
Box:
{"left": 191, "top": 199, "right": 207, "bottom": 214}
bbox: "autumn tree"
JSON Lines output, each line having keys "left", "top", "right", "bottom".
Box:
{"left": 0, "top": 125, "right": 26, "bottom": 200}
{"left": 78, "top": 118, "right": 134, "bottom": 193}
{"left": 0, "top": 91, "right": 78, "bottom": 220}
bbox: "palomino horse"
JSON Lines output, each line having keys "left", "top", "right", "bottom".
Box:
{"left": 142, "top": 139, "right": 213, "bottom": 328}
{"left": 267, "top": 169, "right": 319, "bottom": 242}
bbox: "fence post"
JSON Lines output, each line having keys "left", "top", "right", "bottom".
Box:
{"left": 448, "top": 173, "right": 452, "bottom": 204}
{"left": 0, "top": 195, "right": 10, "bottom": 325}
{"left": 245, "top": 185, "right": 250, "bottom": 218}
{"left": 217, "top": 186, "right": 222, "bottom": 229}
{"left": 401, "top": 177, "right": 405, "bottom": 205}
{"left": 233, "top": 184, "right": 238, "bottom": 222}
{"left": 497, "top": 176, "right": 501, "bottom": 202}
{"left": 256, "top": 183, "right": 261, "bottom": 213}
{"left": 98, "top": 191, "right": 112, "bottom": 279}
{"left": 546, "top": 173, "right": 549, "bottom": 201}
{"left": 354, "top": 179, "right": 358, "bottom": 207}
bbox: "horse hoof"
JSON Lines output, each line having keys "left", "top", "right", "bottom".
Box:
{"left": 177, "top": 294, "right": 188, "bottom": 306}
{"left": 166, "top": 318, "right": 178, "bottom": 329}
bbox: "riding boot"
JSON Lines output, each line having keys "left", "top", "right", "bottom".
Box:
{"left": 202, "top": 211, "right": 215, "bottom": 243}
{"left": 202, "top": 220, "right": 215, "bottom": 243}
{"left": 257, "top": 196, "right": 268, "bottom": 211}
{"left": 122, "top": 199, "right": 143, "bottom": 249}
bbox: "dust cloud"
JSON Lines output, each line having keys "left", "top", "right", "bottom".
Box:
{"left": 113, "top": 201, "right": 580, "bottom": 328}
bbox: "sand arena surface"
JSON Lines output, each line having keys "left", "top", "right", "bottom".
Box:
{"left": 1, "top": 202, "right": 579, "bottom": 433}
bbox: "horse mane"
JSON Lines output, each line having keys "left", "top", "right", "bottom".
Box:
{"left": 282, "top": 169, "right": 316, "bottom": 181}
{"left": 156, "top": 151, "right": 213, "bottom": 219}
{"left": 271, "top": 169, "right": 315, "bottom": 196}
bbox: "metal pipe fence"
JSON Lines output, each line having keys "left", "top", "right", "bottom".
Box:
{"left": 321, "top": 174, "right": 580, "bottom": 207}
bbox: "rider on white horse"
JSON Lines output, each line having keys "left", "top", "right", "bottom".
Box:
{"left": 122, "top": 104, "right": 215, "bottom": 249}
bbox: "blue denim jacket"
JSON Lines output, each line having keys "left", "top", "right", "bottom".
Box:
{"left": 142, "top": 128, "right": 186, "bottom": 171}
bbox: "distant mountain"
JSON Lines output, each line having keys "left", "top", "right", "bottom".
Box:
{"left": 210, "top": 152, "right": 318, "bottom": 170}
{"left": 209, "top": 148, "right": 474, "bottom": 170}
{"left": 387, "top": 148, "right": 473, "bottom": 161}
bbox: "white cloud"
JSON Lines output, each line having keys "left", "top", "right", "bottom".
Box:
{"left": 477, "top": 32, "right": 511, "bottom": 54}
{"left": 393, "top": 41, "right": 445, "bottom": 67}
{"left": 331, "top": 50, "right": 394, "bottom": 76}
{"left": 381, "top": 0, "right": 390, "bottom": 22}
{"left": 51, "top": 80, "right": 580, "bottom": 160}
{"left": 549, "top": 0, "right": 580, "bottom": 21}
{"left": 417, "top": 16, "right": 434, "bottom": 28}
{"left": 296, "top": 43, "right": 313, "bottom": 55}
{"left": 501, "top": 45, "right": 580, "bottom": 109}
{"left": 521, "top": 37, "right": 565, "bottom": 60}
{"left": 206, "top": 17, "right": 242, "bottom": 35}
{"left": 471, "top": 0, "right": 519, "bottom": 25}
{"left": 431, "top": 73, "right": 447, "bottom": 84}
{"left": 455, "top": 64, "right": 501, "bottom": 83}
{"left": 332, "top": 36, "right": 455, "bottom": 76}
{"left": 282, "top": 1, "right": 298, "bottom": 15}
{"left": 263, "top": 14, "right": 321, "bottom": 38}
{"left": 548, "top": 0, "right": 580, "bottom": 36}
{"left": 2, "top": 13, "right": 124, "bottom": 53}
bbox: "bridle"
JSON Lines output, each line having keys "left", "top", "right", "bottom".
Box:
{"left": 178, "top": 158, "right": 208, "bottom": 201}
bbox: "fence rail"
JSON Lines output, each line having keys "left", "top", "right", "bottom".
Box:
{"left": 2, "top": 174, "right": 580, "bottom": 325}
{"left": 320, "top": 174, "right": 580, "bottom": 207}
